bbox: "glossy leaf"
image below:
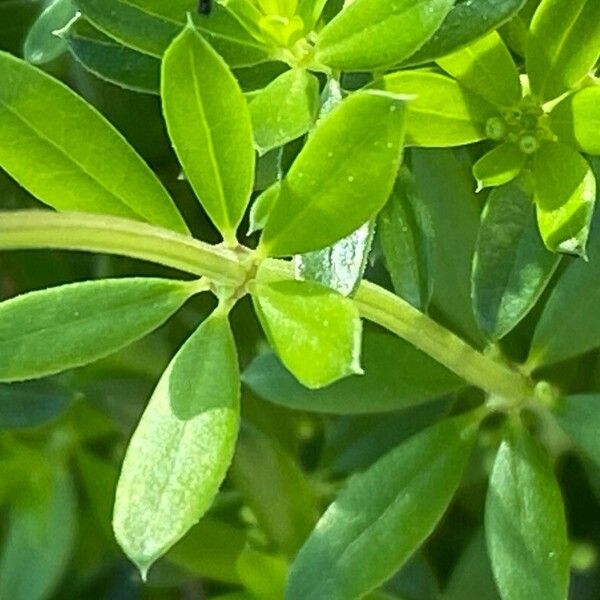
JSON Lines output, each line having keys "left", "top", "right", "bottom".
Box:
{"left": 534, "top": 142, "right": 596, "bottom": 257}
{"left": 251, "top": 279, "right": 362, "bottom": 389}
{"left": 250, "top": 68, "right": 319, "bottom": 155}
{"left": 437, "top": 32, "right": 521, "bottom": 108}
{"left": 298, "top": 0, "right": 328, "bottom": 29}
{"left": 62, "top": 18, "right": 161, "bottom": 94}
{"left": 472, "top": 182, "right": 560, "bottom": 340}
{"left": 243, "top": 331, "right": 464, "bottom": 414}
{"left": 314, "top": 0, "right": 454, "bottom": 71}
{"left": 485, "top": 426, "right": 570, "bottom": 600}
{"left": 113, "top": 310, "right": 240, "bottom": 576}
{"left": 550, "top": 87, "right": 600, "bottom": 156}
{"left": 378, "top": 168, "right": 434, "bottom": 310}
{"left": 555, "top": 394, "right": 600, "bottom": 467}
{"left": 0, "top": 380, "right": 71, "bottom": 428}
{"left": 405, "top": 0, "right": 527, "bottom": 65}
{"left": 378, "top": 71, "right": 498, "bottom": 147}
{"left": 0, "top": 466, "right": 77, "bottom": 600}
{"left": 23, "top": 0, "right": 76, "bottom": 65}
{"left": 162, "top": 24, "right": 255, "bottom": 242}
{"left": 286, "top": 412, "right": 479, "bottom": 600}
{"left": 259, "top": 91, "right": 406, "bottom": 257}
{"left": 249, "top": 181, "right": 280, "bottom": 235}
{"left": 0, "top": 278, "right": 195, "bottom": 382}
{"left": 294, "top": 221, "right": 375, "bottom": 297}
{"left": 527, "top": 0, "right": 600, "bottom": 101}
{"left": 0, "top": 52, "right": 188, "bottom": 233}
{"left": 472, "top": 143, "right": 526, "bottom": 190}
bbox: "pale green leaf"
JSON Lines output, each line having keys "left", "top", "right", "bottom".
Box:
{"left": 297, "top": 0, "right": 328, "bottom": 29}
{"left": 243, "top": 331, "right": 464, "bottom": 414}
{"left": 294, "top": 221, "right": 375, "bottom": 297}
{"left": 24, "top": 0, "right": 76, "bottom": 65}
{"left": 472, "top": 182, "right": 560, "bottom": 340}
{"left": 113, "top": 310, "right": 240, "bottom": 576}
{"left": 486, "top": 426, "right": 570, "bottom": 600}
{"left": 378, "top": 168, "right": 434, "bottom": 310}
{"left": 378, "top": 71, "right": 499, "bottom": 147}
{"left": 250, "top": 68, "right": 319, "bottom": 155}
{"left": 472, "top": 143, "right": 526, "bottom": 190}
{"left": 0, "top": 52, "right": 188, "bottom": 233}
{"left": 526, "top": 0, "right": 600, "bottom": 101}
{"left": 437, "top": 31, "right": 521, "bottom": 108}
{"left": 0, "top": 278, "right": 195, "bottom": 382}
{"left": 314, "top": 0, "right": 454, "bottom": 71}
{"left": 286, "top": 412, "right": 480, "bottom": 600}
{"left": 534, "top": 141, "right": 596, "bottom": 256}
{"left": 62, "top": 17, "right": 161, "bottom": 94}
{"left": 555, "top": 394, "right": 600, "bottom": 467}
{"left": 259, "top": 90, "right": 406, "bottom": 257}
{"left": 249, "top": 181, "right": 280, "bottom": 235}
{"left": 162, "top": 24, "right": 255, "bottom": 242}
{"left": 237, "top": 548, "right": 288, "bottom": 600}
{"left": 550, "top": 87, "right": 600, "bottom": 156}
{"left": 251, "top": 279, "right": 362, "bottom": 388}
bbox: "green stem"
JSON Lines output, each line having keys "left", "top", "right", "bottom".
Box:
{"left": 0, "top": 211, "right": 246, "bottom": 285}
{"left": 0, "top": 211, "right": 536, "bottom": 402}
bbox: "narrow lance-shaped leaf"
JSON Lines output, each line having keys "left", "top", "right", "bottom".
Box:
{"left": 377, "top": 71, "right": 499, "bottom": 147}
{"left": 485, "top": 425, "right": 570, "bottom": 600}
{"left": 0, "top": 278, "right": 197, "bottom": 382}
{"left": 61, "top": 18, "right": 161, "bottom": 94}
{"left": 113, "top": 309, "right": 240, "bottom": 577}
{"left": 24, "top": 0, "right": 76, "bottom": 65}
{"left": 0, "top": 52, "right": 188, "bottom": 233}
{"left": 550, "top": 87, "right": 600, "bottom": 156}
{"left": 526, "top": 0, "right": 600, "bottom": 101}
{"left": 404, "top": 0, "right": 527, "bottom": 65}
{"left": 314, "top": 0, "right": 454, "bottom": 71}
{"left": 471, "top": 182, "right": 560, "bottom": 340}
{"left": 250, "top": 68, "right": 320, "bottom": 155}
{"left": 534, "top": 141, "right": 596, "bottom": 257}
{"left": 251, "top": 279, "right": 362, "bottom": 389}
{"left": 259, "top": 90, "right": 407, "bottom": 257}
{"left": 378, "top": 167, "right": 434, "bottom": 310}
{"left": 162, "top": 23, "right": 255, "bottom": 243}
{"left": 286, "top": 411, "right": 480, "bottom": 600}
{"left": 472, "top": 143, "right": 526, "bottom": 191}
{"left": 437, "top": 31, "right": 521, "bottom": 109}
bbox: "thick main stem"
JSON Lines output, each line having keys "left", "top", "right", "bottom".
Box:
{"left": 0, "top": 210, "right": 535, "bottom": 402}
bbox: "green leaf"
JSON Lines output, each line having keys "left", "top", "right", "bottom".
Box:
{"left": 437, "top": 31, "right": 521, "bottom": 108}
{"left": 472, "top": 182, "right": 560, "bottom": 340}
{"left": 0, "top": 278, "right": 195, "bottom": 382}
{"left": 0, "top": 465, "right": 77, "bottom": 600}
{"left": 0, "top": 52, "right": 188, "bottom": 232}
{"left": 259, "top": 90, "right": 406, "bottom": 257}
{"left": 243, "top": 331, "right": 464, "bottom": 414}
{"left": 61, "top": 18, "right": 161, "bottom": 94}
{"left": 534, "top": 141, "right": 596, "bottom": 257}
{"left": 298, "top": 0, "right": 328, "bottom": 29}
{"left": 528, "top": 214, "right": 600, "bottom": 368}
{"left": 550, "top": 87, "right": 600, "bottom": 156}
{"left": 378, "top": 71, "right": 498, "bottom": 147}
{"left": 230, "top": 426, "right": 318, "bottom": 556}
{"left": 237, "top": 547, "right": 288, "bottom": 600}
{"left": 526, "top": 0, "right": 600, "bottom": 101}
{"left": 162, "top": 24, "right": 255, "bottom": 243}
{"left": 24, "top": 0, "right": 76, "bottom": 65}
{"left": 249, "top": 181, "right": 280, "bottom": 235}
{"left": 485, "top": 426, "right": 570, "bottom": 600}
{"left": 378, "top": 168, "right": 435, "bottom": 310}
{"left": 314, "top": 0, "right": 454, "bottom": 71}
{"left": 405, "top": 0, "right": 527, "bottom": 65}
{"left": 555, "top": 394, "right": 600, "bottom": 468}
{"left": 286, "top": 412, "right": 480, "bottom": 600}
{"left": 250, "top": 68, "right": 319, "bottom": 155}
{"left": 294, "top": 221, "right": 375, "bottom": 297}
{"left": 472, "top": 143, "right": 526, "bottom": 190}
{"left": 251, "top": 279, "right": 362, "bottom": 388}
{"left": 113, "top": 309, "right": 240, "bottom": 577}
{"left": 0, "top": 380, "right": 71, "bottom": 428}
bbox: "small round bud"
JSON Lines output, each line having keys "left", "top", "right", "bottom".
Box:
{"left": 519, "top": 134, "right": 539, "bottom": 155}
{"left": 486, "top": 117, "right": 507, "bottom": 141}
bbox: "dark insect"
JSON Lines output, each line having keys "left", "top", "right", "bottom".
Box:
{"left": 197, "top": 0, "right": 212, "bottom": 14}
